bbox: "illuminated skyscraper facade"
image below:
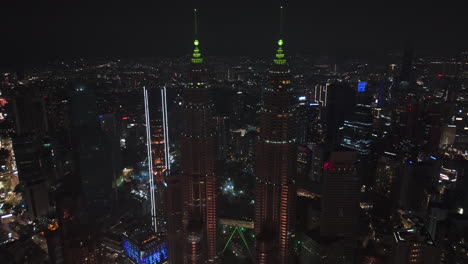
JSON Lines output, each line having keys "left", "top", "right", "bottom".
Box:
{"left": 181, "top": 9, "right": 217, "bottom": 263}
{"left": 144, "top": 85, "right": 170, "bottom": 233}
{"left": 255, "top": 9, "right": 297, "bottom": 263}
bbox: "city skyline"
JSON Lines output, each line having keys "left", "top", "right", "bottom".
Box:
{"left": 2, "top": 1, "right": 467, "bottom": 69}
{"left": 0, "top": 2, "right": 467, "bottom": 264}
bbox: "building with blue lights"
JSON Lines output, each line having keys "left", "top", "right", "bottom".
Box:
{"left": 122, "top": 229, "right": 168, "bottom": 264}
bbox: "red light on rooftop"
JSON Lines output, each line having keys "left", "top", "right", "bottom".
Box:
{"left": 323, "top": 162, "right": 335, "bottom": 171}
{"left": 437, "top": 74, "right": 443, "bottom": 77}
{"left": 122, "top": 117, "right": 129, "bottom": 120}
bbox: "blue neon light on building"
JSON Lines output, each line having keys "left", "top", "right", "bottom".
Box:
{"left": 357, "top": 81, "right": 367, "bottom": 92}
{"left": 123, "top": 238, "right": 168, "bottom": 264}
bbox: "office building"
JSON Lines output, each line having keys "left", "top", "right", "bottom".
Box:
{"left": 320, "top": 152, "right": 359, "bottom": 263}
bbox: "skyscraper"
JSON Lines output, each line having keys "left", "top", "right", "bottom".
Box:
{"left": 340, "top": 104, "right": 373, "bottom": 155}
{"left": 166, "top": 177, "right": 184, "bottom": 264}
{"left": 143, "top": 85, "right": 170, "bottom": 233}
{"left": 393, "top": 42, "right": 415, "bottom": 100}
{"left": 12, "top": 90, "right": 52, "bottom": 221}
{"left": 69, "top": 82, "right": 114, "bottom": 216}
{"left": 214, "top": 116, "right": 229, "bottom": 161}
{"left": 399, "top": 43, "right": 414, "bottom": 85}
{"left": 325, "top": 81, "right": 356, "bottom": 149}
{"left": 320, "top": 152, "right": 359, "bottom": 263}
{"left": 254, "top": 6, "right": 297, "bottom": 264}
{"left": 180, "top": 9, "right": 217, "bottom": 263}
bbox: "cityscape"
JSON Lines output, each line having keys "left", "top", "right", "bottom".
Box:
{"left": 1, "top": 1, "right": 468, "bottom": 264}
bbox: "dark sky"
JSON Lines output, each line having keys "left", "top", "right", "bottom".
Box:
{"left": 1, "top": 0, "right": 467, "bottom": 68}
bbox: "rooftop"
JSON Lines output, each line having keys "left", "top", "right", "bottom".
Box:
{"left": 393, "top": 227, "right": 435, "bottom": 246}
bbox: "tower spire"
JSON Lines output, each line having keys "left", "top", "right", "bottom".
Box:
{"left": 194, "top": 8, "right": 198, "bottom": 38}
{"left": 280, "top": 5, "right": 284, "bottom": 38}
{"left": 191, "top": 8, "right": 203, "bottom": 64}
{"left": 274, "top": 5, "right": 286, "bottom": 65}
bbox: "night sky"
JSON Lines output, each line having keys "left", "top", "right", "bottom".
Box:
{"left": 1, "top": 0, "right": 467, "bottom": 68}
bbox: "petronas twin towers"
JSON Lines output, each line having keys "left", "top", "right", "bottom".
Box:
{"left": 168, "top": 6, "right": 297, "bottom": 264}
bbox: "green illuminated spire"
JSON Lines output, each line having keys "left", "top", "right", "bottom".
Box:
{"left": 191, "top": 9, "right": 203, "bottom": 64}
{"left": 274, "top": 6, "right": 286, "bottom": 65}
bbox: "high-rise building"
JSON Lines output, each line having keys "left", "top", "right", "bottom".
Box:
{"left": 255, "top": 232, "right": 277, "bottom": 264}
{"left": 397, "top": 160, "right": 438, "bottom": 212}
{"left": 428, "top": 61, "right": 461, "bottom": 78}
{"left": 297, "top": 231, "right": 346, "bottom": 264}
{"left": 297, "top": 145, "right": 312, "bottom": 181}
{"left": 165, "top": 177, "right": 184, "bottom": 264}
{"left": 214, "top": 116, "right": 229, "bottom": 161}
{"left": 395, "top": 42, "right": 415, "bottom": 97}
{"left": 309, "top": 144, "right": 325, "bottom": 183}
{"left": 143, "top": 85, "right": 170, "bottom": 233}
{"left": 399, "top": 43, "right": 414, "bottom": 85}
{"left": 11, "top": 91, "right": 52, "bottom": 220}
{"left": 297, "top": 99, "right": 315, "bottom": 145}
{"left": 69, "top": 82, "right": 113, "bottom": 215}
{"left": 12, "top": 96, "right": 48, "bottom": 135}
{"left": 19, "top": 172, "right": 49, "bottom": 219}
{"left": 180, "top": 9, "right": 217, "bottom": 263}
{"left": 392, "top": 227, "right": 440, "bottom": 264}
{"left": 255, "top": 7, "right": 297, "bottom": 264}
{"left": 320, "top": 152, "right": 359, "bottom": 263}
{"left": 325, "top": 82, "right": 356, "bottom": 148}
{"left": 309, "top": 83, "right": 329, "bottom": 107}
{"left": 417, "top": 99, "right": 444, "bottom": 154}
{"left": 340, "top": 105, "right": 373, "bottom": 155}
{"left": 98, "top": 113, "right": 123, "bottom": 211}
{"left": 375, "top": 151, "right": 402, "bottom": 201}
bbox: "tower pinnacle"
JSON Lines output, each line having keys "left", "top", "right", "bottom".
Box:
{"left": 274, "top": 6, "right": 286, "bottom": 65}
{"left": 191, "top": 8, "right": 203, "bottom": 64}
{"left": 194, "top": 8, "right": 198, "bottom": 37}
{"left": 280, "top": 5, "right": 284, "bottom": 37}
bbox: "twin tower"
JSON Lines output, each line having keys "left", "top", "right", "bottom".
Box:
{"left": 168, "top": 7, "right": 297, "bottom": 264}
